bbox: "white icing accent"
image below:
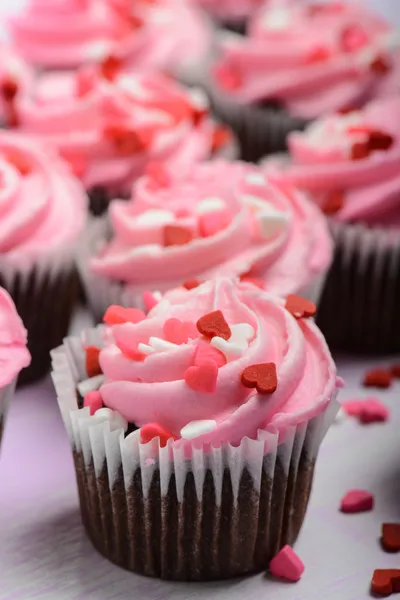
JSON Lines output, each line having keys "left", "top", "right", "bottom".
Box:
{"left": 257, "top": 205, "right": 289, "bottom": 241}
{"left": 153, "top": 291, "right": 163, "bottom": 301}
{"left": 148, "top": 337, "right": 178, "bottom": 352}
{"left": 77, "top": 375, "right": 105, "bottom": 397}
{"left": 246, "top": 173, "right": 266, "bottom": 186}
{"left": 211, "top": 336, "right": 248, "bottom": 361}
{"left": 263, "top": 7, "right": 290, "bottom": 31}
{"left": 196, "top": 197, "right": 227, "bottom": 214}
{"left": 128, "top": 245, "right": 162, "bottom": 258}
{"left": 189, "top": 88, "right": 209, "bottom": 110}
{"left": 181, "top": 419, "right": 217, "bottom": 440}
{"left": 84, "top": 40, "right": 112, "bottom": 61}
{"left": 137, "top": 342, "right": 157, "bottom": 355}
{"left": 92, "top": 407, "right": 128, "bottom": 432}
{"left": 230, "top": 323, "right": 255, "bottom": 343}
{"left": 118, "top": 75, "right": 151, "bottom": 100}
{"left": 135, "top": 209, "right": 175, "bottom": 226}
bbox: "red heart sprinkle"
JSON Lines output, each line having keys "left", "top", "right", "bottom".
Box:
{"left": 340, "top": 25, "right": 370, "bottom": 53}
{"left": 140, "top": 423, "right": 177, "bottom": 448}
{"left": 194, "top": 340, "right": 226, "bottom": 368}
{"left": 371, "top": 569, "right": 400, "bottom": 596}
{"left": 83, "top": 390, "right": 103, "bottom": 416}
{"left": 340, "top": 489, "right": 374, "bottom": 513}
{"left": 184, "top": 359, "right": 219, "bottom": 393}
{"left": 214, "top": 64, "right": 243, "bottom": 91}
{"left": 0, "top": 77, "right": 18, "bottom": 102}
{"left": 211, "top": 125, "right": 232, "bottom": 152}
{"left": 100, "top": 54, "right": 121, "bottom": 81}
{"left": 285, "top": 294, "right": 317, "bottom": 319}
{"left": 103, "top": 305, "right": 146, "bottom": 325}
{"left": 240, "top": 274, "right": 265, "bottom": 289}
{"left": 382, "top": 524, "right": 400, "bottom": 553}
{"left": 351, "top": 141, "right": 371, "bottom": 160}
{"left": 142, "top": 290, "right": 160, "bottom": 312}
{"left": 197, "top": 310, "right": 231, "bottom": 341}
{"left": 241, "top": 363, "right": 278, "bottom": 395}
{"left": 163, "top": 318, "right": 198, "bottom": 345}
{"left": 363, "top": 368, "right": 393, "bottom": 389}
{"left": 183, "top": 279, "right": 201, "bottom": 290}
{"left": 306, "top": 46, "right": 331, "bottom": 63}
{"left": 392, "top": 364, "right": 400, "bottom": 378}
{"left": 323, "top": 190, "right": 344, "bottom": 215}
{"left": 191, "top": 105, "right": 208, "bottom": 126}
{"left": 370, "top": 55, "right": 391, "bottom": 75}
{"left": 104, "top": 126, "right": 145, "bottom": 155}
{"left": 164, "top": 224, "right": 194, "bottom": 247}
{"left": 85, "top": 346, "right": 102, "bottom": 377}
{"left": 368, "top": 130, "right": 394, "bottom": 151}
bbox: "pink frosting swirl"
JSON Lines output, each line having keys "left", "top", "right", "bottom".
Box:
{"left": 0, "top": 131, "right": 87, "bottom": 266}
{"left": 0, "top": 287, "right": 30, "bottom": 387}
{"left": 17, "top": 70, "right": 222, "bottom": 193}
{"left": 265, "top": 97, "right": 400, "bottom": 226}
{"left": 0, "top": 44, "right": 33, "bottom": 126}
{"left": 213, "top": 2, "right": 395, "bottom": 118}
{"left": 91, "top": 160, "right": 332, "bottom": 294}
{"left": 9, "top": 0, "right": 211, "bottom": 75}
{"left": 99, "top": 278, "right": 337, "bottom": 446}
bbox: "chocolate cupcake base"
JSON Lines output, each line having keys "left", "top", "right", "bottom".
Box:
{"left": 51, "top": 329, "right": 338, "bottom": 581}
{"left": 317, "top": 222, "right": 400, "bottom": 354}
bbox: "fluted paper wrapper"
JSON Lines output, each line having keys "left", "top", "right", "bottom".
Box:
{"left": 0, "top": 378, "right": 17, "bottom": 448}
{"left": 77, "top": 217, "right": 327, "bottom": 323}
{"left": 317, "top": 221, "right": 400, "bottom": 354}
{"left": 0, "top": 247, "right": 80, "bottom": 385}
{"left": 51, "top": 327, "right": 338, "bottom": 580}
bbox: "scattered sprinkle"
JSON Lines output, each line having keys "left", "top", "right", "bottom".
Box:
{"left": 211, "top": 125, "right": 232, "bottom": 152}
{"left": 83, "top": 390, "right": 103, "bottom": 416}
{"left": 342, "top": 398, "right": 390, "bottom": 424}
{"left": 77, "top": 375, "right": 105, "bottom": 397}
{"left": 100, "top": 54, "right": 121, "bottom": 81}
{"left": 323, "top": 190, "right": 344, "bottom": 215}
{"left": 142, "top": 290, "right": 162, "bottom": 312}
{"left": 0, "top": 77, "right": 18, "bottom": 102}
{"left": 184, "top": 359, "right": 219, "bottom": 393}
{"left": 103, "top": 305, "right": 146, "bottom": 325}
{"left": 351, "top": 141, "right": 370, "bottom": 160}
{"left": 241, "top": 363, "right": 278, "bottom": 395}
{"left": 285, "top": 294, "right": 317, "bottom": 319}
{"left": 164, "top": 224, "right": 194, "bottom": 247}
{"left": 194, "top": 341, "right": 226, "bottom": 368}
{"left": 363, "top": 368, "right": 393, "bottom": 389}
{"left": 370, "top": 55, "right": 391, "bottom": 75}
{"left": 163, "top": 318, "right": 198, "bottom": 345}
{"left": 197, "top": 310, "right": 231, "bottom": 341}
{"left": 180, "top": 419, "right": 217, "bottom": 439}
{"left": 269, "top": 545, "right": 305, "bottom": 582}
{"left": 140, "top": 423, "right": 177, "bottom": 448}
{"left": 371, "top": 569, "right": 400, "bottom": 596}
{"left": 340, "top": 489, "right": 374, "bottom": 514}
{"left": 183, "top": 279, "right": 201, "bottom": 290}
{"left": 382, "top": 524, "right": 400, "bottom": 553}
{"left": 85, "top": 346, "right": 102, "bottom": 378}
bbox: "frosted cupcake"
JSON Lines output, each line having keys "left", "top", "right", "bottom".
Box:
{"left": 0, "top": 44, "right": 33, "bottom": 127}
{"left": 0, "top": 131, "right": 87, "bottom": 383}
{"left": 16, "top": 68, "right": 236, "bottom": 215}
{"left": 9, "top": 0, "right": 212, "bottom": 84}
{"left": 51, "top": 277, "right": 339, "bottom": 580}
{"left": 0, "top": 288, "right": 30, "bottom": 444}
{"left": 209, "top": 1, "right": 398, "bottom": 160}
{"left": 78, "top": 159, "right": 332, "bottom": 320}
{"left": 265, "top": 96, "right": 400, "bottom": 354}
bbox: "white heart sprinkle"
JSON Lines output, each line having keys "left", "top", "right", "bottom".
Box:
{"left": 189, "top": 88, "right": 209, "bottom": 110}
{"left": 196, "top": 197, "right": 227, "bottom": 214}
{"left": 230, "top": 323, "right": 255, "bottom": 343}
{"left": 137, "top": 342, "right": 157, "bottom": 356}
{"left": 246, "top": 173, "right": 266, "bottom": 186}
{"left": 135, "top": 209, "right": 175, "bottom": 226}
{"left": 263, "top": 7, "right": 290, "bottom": 31}
{"left": 148, "top": 337, "right": 178, "bottom": 352}
{"left": 258, "top": 208, "right": 289, "bottom": 240}
{"left": 93, "top": 408, "right": 128, "bottom": 432}
{"left": 181, "top": 419, "right": 217, "bottom": 439}
{"left": 77, "top": 375, "right": 105, "bottom": 397}
{"left": 211, "top": 336, "right": 248, "bottom": 361}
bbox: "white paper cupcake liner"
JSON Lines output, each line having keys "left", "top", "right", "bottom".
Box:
{"left": 0, "top": 378, "right": 17, "bottom": 448}
{"left": 0, "top": 243, "right": 81, "bottom": 384}
{"left": 316, "top": 221, "right": 400, "bottom": 354}
{"left": 51, "top": 327, "right": 338, "bottom": 580}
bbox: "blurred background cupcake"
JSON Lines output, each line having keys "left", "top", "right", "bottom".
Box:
{"left": 190, "top": 0, "right": 264, "bottom": 34}
{"left": 0, "top": 287, "right": 30, "bottom": 445}
{"left": 208, "top": 1, "right": 398, "bottom": 161}
{"left": 9, "top": 0, "right": 213, "bottom": 85}
{"left": 77, "top": 159, "right": 332, "bottom": 321}
{"left": 51, "top": 277, "right": 340, "bottom": 580}
{"left": 265, "top": 96, "right": 400, "bottom": 354}
{"left": 0, "top": 42, "right": 33, "bottom": 127}
{"left": 15, "top": 67, "right": 236, "bottom": 215}
{"left": 0, "top": 131, "right": 87, "bottom": 383}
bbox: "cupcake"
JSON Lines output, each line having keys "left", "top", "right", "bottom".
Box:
{"left": 9, "top": 0, "right": 213, "bottom": 85}
{"left": 209, "top": 1, "right": 397, "bottom": 161}
{"left": 0, "top": 287, "right": 30, "bottom": 444}
{"left": 16, "top": 68, "right": 237, "bottom": 216}
{"left": 0, "top": 43, "right": 33, "bottom": 127}
{"left": 192, "top": 0, "right": 264, "bottom": 34}
{"left": 0, "top": 131, "right": 87, "bottom": 383}
{"left": 51, "top": 277, "right": 339, "bottom": 580}
{"left": 265, "top": 96, "right": 400, "bottom": 354}
{"left": 77, "top": 159, "right": 332, "bottom": 321}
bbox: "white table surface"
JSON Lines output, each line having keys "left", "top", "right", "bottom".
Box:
{"left": 1, "top": 1, "right": 400, "bottom": 599}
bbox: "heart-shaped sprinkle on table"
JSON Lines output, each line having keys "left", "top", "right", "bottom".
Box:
{"left": 340, "top": 489, "right": 374, "bottom": 513}
{"left": 197, "top": 310, "right": 231, "bottom": 340}
{"left": 85, "top": 346, "right": 102, "bottom": 378}
{"left": 103, "top": 305, "right": 146, "bottom": 325}
{"left": 83, "top": 390, "right": 103, "bottom": 416}
{"left": 241, "top": 363, "right": 277, "bottom": 395}
{"left": 140, "top": 423, "right": 177, "bottom": 448}
{"left": 163, "top": 318, "right": 198, "bottom": 345}
{"left": 285, "top": 295, "right": 317, "bottom": 319}
{"left": 382, "top": 524, "right": 400, "bottom": 553}
{"left": 184, "top": 359, "right": 219, "bottom": 393}
{"left": 363, "top": 368, "right": 393, "bottom": 389}
{"left": 164, "top": 224, "right": 194, "bottom": 247}
{"left": 371, "top": 569, "right": 400, "bottom": 596}
{"left": 269, "top": 546, "right": 304, "bottom": 582}
{"left": 342, "top": 397, "right": 390, "bottom": 424}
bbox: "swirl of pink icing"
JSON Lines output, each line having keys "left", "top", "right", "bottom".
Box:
{"left": 0, "top": 287, "right": 31, "bottom": 387}
{"left": 0, "top": 44, "right": 33, "bottom": 125}
{"left": 91, "top": 160, "right": 332, "bottom": 295}
{"left": 213, "top": 2, "right": 394, "bottom": 118}
{"left": 99, "top": 278, "right": 337, "bottom": 446}
{"left": 265, "top": 97, "right": 400, "bottom": 226}
{"left": 9, "top": 0, "right": 211, "bottom": 75}
{"left": 0, "top": 131, "right": 88, "bottom": 266}
{"left": 17, "top": 70, "right": 221, "bottom": 193}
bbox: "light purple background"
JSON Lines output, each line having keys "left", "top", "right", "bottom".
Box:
{"left": 1, "top": 1, "right": 400, "bottom": 598}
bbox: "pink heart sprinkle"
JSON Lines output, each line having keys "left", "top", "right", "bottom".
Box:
{"left": 269, "top": 546, "right": 305, "bottom": 582}
{"left": 198, "top": 208, "right": 232, "bottom": 238}
{"left": 194, "top": 341, "right": 226, "bottom": 368}
{"left": 342, "top": 398, "right": 389, "bottom": 423}
{"left": 184, "top": 359, "right": 219, "bottom": 393}
{"left": 340, "top": 489, "right": 374, "bottom": 513}
{"left": 163, "top": 318, "right": 198, "bottom": 345}
{"left": 143, "top": 290, "right": 161, "bottom": 312}
{"left": 340, "top": 25, "right": 370, "bottom": 53}
{"left": 115, "top": 339, "right": 145, "bottom": 361}
{"left": 83, "top": 391, "right": 103, "bottom": 416}
{"left": 140, "top": 423, "right": 177, "bottom": 448}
